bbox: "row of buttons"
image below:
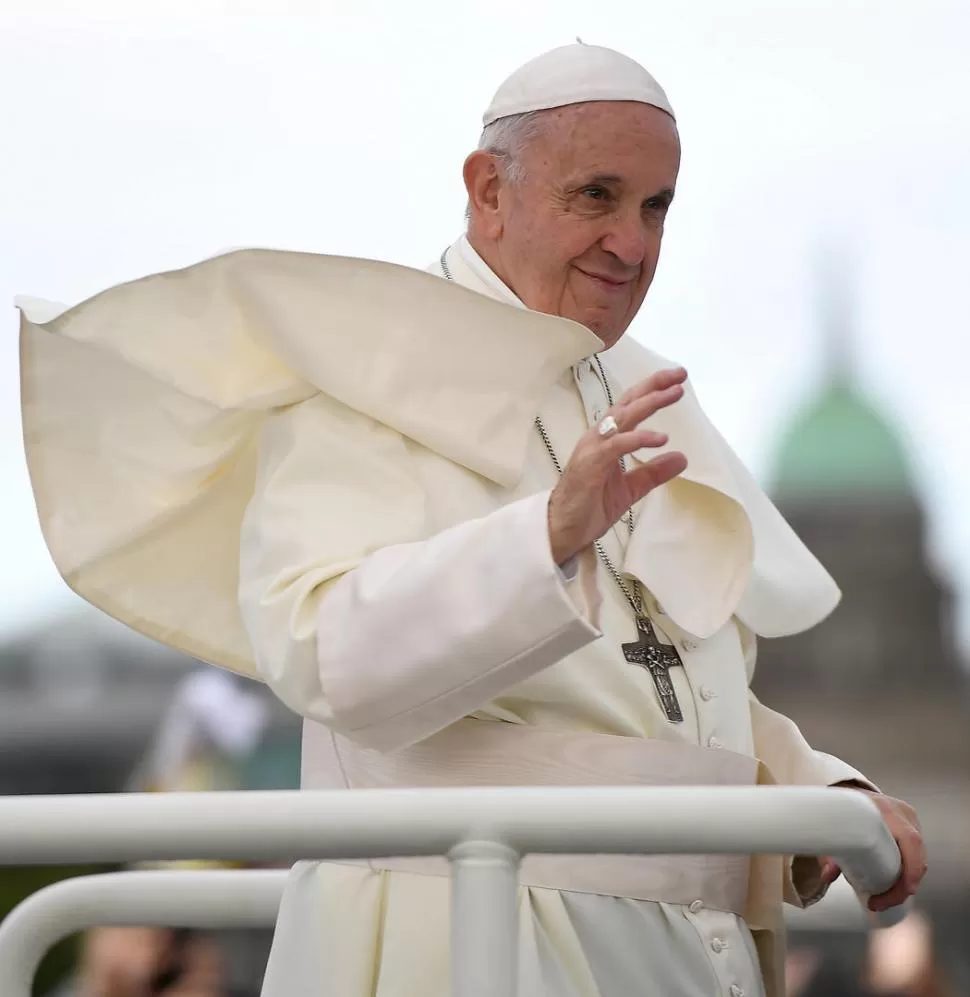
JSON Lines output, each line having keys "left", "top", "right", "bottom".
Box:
{"left": 654, "top": 604, "right": 722, "bottom": 728}
{"left": 685, "top": 905, "right": 729, "bottom": 953}
{"left": 684, "top": 903, "right": 747, "bottom": 996}
{"left": 711, "top": 936, "right": 746, "bottom": 997}
{"left": 685, "top": 909, "right": 745, "bottom": 995}
{"left": 684, "top": 605, "right": 720, "bottom": 744}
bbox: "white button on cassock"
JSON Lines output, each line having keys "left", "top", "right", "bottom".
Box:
{"left": 730, "top": 986, "right": 745, "bottom": 997}
{"left": 688, "top": 900, "right": 703, "bottom": 914}
{"left": 707, "top": 736, "right": 723, "bottom": 749}
{"left": 699, "top": 685, "right": 716, "bottom": 701}
{"left": 711, "top": 938, "right": 727, "bottom": 953}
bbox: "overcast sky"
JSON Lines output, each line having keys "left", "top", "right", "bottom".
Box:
{"left": 2, "top": 0, "right": 968, "bottom": 653}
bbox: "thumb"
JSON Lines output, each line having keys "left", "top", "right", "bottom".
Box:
{"left": 819, "top": 859, "right": 842, "bottom": 886}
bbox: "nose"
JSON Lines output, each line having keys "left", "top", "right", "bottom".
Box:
{"left": 599, "top": 213, "right": 651, "bottom": 268}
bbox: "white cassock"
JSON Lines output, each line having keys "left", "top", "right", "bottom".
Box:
{"left": 18, "top": 239, "right": 874, "bottom": 997}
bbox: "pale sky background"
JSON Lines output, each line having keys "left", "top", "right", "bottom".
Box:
{"left": 1, "top": 1, "right": 968, "bottom": 654}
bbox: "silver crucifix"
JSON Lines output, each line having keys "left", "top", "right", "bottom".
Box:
{"left": 621, "top": 616, "right": 685, "bottom": 723}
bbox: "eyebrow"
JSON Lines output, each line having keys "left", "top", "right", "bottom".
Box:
{"left": 582, "top": 173, "right": 625, "bottom": 187}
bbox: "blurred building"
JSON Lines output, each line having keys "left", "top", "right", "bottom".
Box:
{"left": 0, "top": 610, "right": 301, "bottom": 797}
{"left": 754, "top": 276, "right": 970, "bottom": 991}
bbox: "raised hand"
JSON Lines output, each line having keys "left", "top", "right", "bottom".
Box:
{"left": 548, "top": 367, "right": 689, "bottom": 565}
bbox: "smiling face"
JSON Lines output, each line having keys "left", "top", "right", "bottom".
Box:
{"left": 464, "top": 101, "right": 681, "bottom": 348}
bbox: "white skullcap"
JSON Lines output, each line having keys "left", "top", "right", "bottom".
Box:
{"left": 483, "top": 41, "right": 674, "bottom": 126}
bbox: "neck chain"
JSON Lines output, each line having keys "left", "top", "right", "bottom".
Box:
{"left": 440, "top": 247, "right": 646, "bottom": 620}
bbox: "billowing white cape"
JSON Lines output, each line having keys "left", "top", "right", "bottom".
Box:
{"left": 19, "top": 249, "right": 839, "bottom": 681}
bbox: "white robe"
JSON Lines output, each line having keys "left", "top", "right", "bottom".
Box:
{"left": 17, "top": 240, "right": 873, "bottom": 997}
{"left": 245, "top": 239, "right": 868, "bottom": 997}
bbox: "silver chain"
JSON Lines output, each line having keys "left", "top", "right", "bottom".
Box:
{"left": 440, "top": 247, "right": 645, "bottom": 620}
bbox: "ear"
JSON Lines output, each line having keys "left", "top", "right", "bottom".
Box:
{"left": 463, "top": 150, "right": 505, "bottom": 238}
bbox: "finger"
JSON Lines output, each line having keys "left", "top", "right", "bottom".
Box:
{"left": 867, "top": 857, "right": 921, "bottom": 912}
{"left": 614, "top": 387, "right": 681, "bottom": 425}
{"left": 617, "top": 367, "right": 687, "bottom": 407}
{"left": 615, "top": 383, "right": 685, "bottom": 429}
{"left": 590, "top": 427, "right": 669, "bottom": 472}
{"left": 868, "top": 878, "right": 912, "bottom": 912}
{"left": 899, "top": 831, "right": 929, "bottom": 893}
{"left": 608, "top": 427, "right": 669, "bottom": 454}
{"left": 622, "top": 451, "right": 688, "bottom": 499}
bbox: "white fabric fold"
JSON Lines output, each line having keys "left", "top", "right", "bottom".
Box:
{"left": 444, "top": 237, "right": 842, "bottom": 641}
{"left": 20, "top": 242, "right": 838, "bottom": 678}
{"left": 239, "top": 404, "right": 603, "bottom": 749}
{"left": 19, "top": 248, "right": 600, "bottom": 679}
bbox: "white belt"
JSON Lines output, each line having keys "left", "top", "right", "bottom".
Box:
{"left": 301, "top": 718, "right": 762, "bottom": 915}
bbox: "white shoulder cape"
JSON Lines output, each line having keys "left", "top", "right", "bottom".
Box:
{"left": 18, "top": 248, "right": 839, "bottom": 678}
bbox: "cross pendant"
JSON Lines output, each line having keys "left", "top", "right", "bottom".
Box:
{"left": 621, "top": 616, "right": 685, "bottom": 723}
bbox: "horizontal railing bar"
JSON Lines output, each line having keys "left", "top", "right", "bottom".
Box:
{"left": 0, "top": 786, "right": 899, "bottom": 896}
{"left": 0, "top": 787, "right": 909, "bottom": 997}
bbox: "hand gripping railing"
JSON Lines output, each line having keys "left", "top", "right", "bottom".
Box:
{"left": 0, "top": 786, "right": 906, "bottom": 997}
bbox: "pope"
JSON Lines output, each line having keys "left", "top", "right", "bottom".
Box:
{"left": 19, "top": 42, "right": 926, "bottom": 997}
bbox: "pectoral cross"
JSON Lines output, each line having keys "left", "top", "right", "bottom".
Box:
{"left": 622, "top": 616, "right": 684, "bottom": 723}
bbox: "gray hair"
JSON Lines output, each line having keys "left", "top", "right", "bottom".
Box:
{"left": 476, "top": 109, "right": 550, "bottom": 184}
{"left": 465, "top": 109, "right": 550, "bottom": 222}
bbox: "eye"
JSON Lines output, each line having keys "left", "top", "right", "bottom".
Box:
{"left": 645, "top": 195, "right": 671, "bottom": 213}
{"left": 581, "top": 185, "right": 611, "bottom": 201}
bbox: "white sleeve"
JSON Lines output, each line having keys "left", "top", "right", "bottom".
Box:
{"left": 741, "top": 625, "right": 878, "bottom": 907}
{"left": 239, "top": 393, "right": 602, "bottom": 752}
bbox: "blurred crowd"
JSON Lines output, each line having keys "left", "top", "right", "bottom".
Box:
{"left": 62, "top": 669, "right": 297, "bottom": 997}
{"left": 788, "top": 913, "right": 959, "bottom": 997}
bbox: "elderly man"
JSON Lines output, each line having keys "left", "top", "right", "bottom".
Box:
{"left": 20, "top": 42, "right": 925, "bottom": 997}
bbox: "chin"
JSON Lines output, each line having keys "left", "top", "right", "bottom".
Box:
{"left": 577, "top": 314, "right": 628, "bottom": 349}
{"left": 595, "top": 331, "right": 626, "bottom": 350}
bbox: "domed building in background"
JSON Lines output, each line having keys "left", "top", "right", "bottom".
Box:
{"left": 762, "top": 360, "right": 961, "bottom": 709}
{"left": 754, "top": 275, "right": 970, "bottom": 974}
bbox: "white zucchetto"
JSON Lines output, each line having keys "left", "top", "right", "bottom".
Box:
{"left": 482, "top": 42, "right": 675, "bottom": 126}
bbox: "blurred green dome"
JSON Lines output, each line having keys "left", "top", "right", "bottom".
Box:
{"left": 772, "top": 373, "right": 911, "bottom": 497}
{"left": 771, "top": 255, "right": 912, "bottom": 499}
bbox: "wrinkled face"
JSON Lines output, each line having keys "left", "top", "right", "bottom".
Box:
{"left": 465, "top": 101, "right": 681, "bottom": 348}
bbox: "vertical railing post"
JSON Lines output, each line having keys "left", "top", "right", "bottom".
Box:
{"left": 449, "top": 840, "right": 521, "bottom": 997}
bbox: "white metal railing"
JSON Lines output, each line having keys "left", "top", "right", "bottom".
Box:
{"left": 0, "top": 870, "right": 286, "bottom": 997}
{"left": 0, "top": 787, "right": 908, "bottom": 997}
